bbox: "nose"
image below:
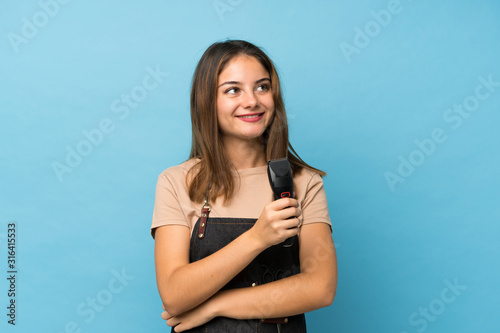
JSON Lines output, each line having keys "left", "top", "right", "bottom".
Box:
{"left": 242, "top": 90, "right": 258, "bottom": 109}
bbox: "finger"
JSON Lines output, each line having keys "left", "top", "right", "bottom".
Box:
{"left": 162, "top": 304, "right": 165, "bottom": 310}
{"left": 174, "top": 323, "right": 185, "bottom": 332}
{"left": 293, "top": 206, "right": 302, "bottom": 217}
{"left": 281, "top": 217, "right": 301, "bottom": 230}
{"left": 167, "top": 317, "right": 180, "bottom": 328}
{"left": 161, "top": 310, "right": 172, "bottom": 320}
{"left": 277, "top": 206, "right": 301, "bottom": 220}
{"left": 271, "top": 197, "right": 299, "bottom": 210}
{"left": 281, "top": 227, "right": 299, "bottom": 240}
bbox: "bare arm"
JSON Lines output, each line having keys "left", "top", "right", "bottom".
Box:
{"left": 154, "top": 198, "right": 302, "bottom": 316}
{"left": 164, "top": 223, "right": 337, "bottom": 332}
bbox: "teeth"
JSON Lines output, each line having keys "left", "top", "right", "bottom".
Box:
{"left": 238, "top": 114, "right": 261, "bottom": 118}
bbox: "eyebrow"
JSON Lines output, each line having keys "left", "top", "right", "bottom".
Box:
{"left": 218, "top": 77, "right": 271, "bottom": 88}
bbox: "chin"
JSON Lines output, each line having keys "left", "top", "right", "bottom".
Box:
{"left": 242, "top": 129, "right": 267, "bottom": 140}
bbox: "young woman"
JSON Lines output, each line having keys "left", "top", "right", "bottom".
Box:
{"left": 152, "top": 40, "right": 337, "bottom": 332}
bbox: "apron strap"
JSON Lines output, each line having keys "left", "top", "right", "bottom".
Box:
{"left": 197, "top": 188, "right": 211, "bottom": 239}
{"left": 197, "top": 205, "right": 210, "bottom": 239}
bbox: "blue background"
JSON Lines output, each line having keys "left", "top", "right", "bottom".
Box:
{"left": 1, "top": 0, "right": 499, "bottom": 332}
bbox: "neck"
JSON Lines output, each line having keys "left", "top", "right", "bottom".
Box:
{"left": 223, "top": 137, "right": 266, "bottom": 170}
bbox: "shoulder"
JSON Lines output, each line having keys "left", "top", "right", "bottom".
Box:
{"left": 294, "top": 166, "right": 328, "bottom": 207}
{"left": 294, "top": 167, "right": 324, "bottom": 189}
{"left": 159, "top": 158, "right": 200, "bottom": 181}
{"left": 155, "top": 158, "right": 201, "bottom": 195}
{"left": 294, "top": 167, "right": 331, "bottom": 229}
{"left": 152, "top": 159, "right": 201, "bottom": 237}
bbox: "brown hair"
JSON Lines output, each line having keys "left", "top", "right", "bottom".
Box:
{"left": 188, "top": 40, "right": 325, "bottom": 203}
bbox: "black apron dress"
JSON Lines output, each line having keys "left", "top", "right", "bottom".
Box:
{"left": 174, "top": 215, "right": 307, "bottom": 333}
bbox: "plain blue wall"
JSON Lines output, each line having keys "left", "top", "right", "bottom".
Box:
{"left": 1, "top": 0, "right": 499, "bottom": 332}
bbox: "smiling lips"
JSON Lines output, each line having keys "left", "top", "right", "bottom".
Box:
{"left": 236, "top": 112, "right": 264, "bottom": 122}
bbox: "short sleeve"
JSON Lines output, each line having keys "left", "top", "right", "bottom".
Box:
{"left": 151, "top": 172, "right": 189, "bottom": 239}
{"left": 300, "top": 172, "right": 332, "bottom": 232}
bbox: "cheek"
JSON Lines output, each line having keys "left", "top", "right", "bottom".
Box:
{"left": 217, "top": 98, "right": 236, "bottom": 116}
{"left": 216, "top": 101, "right": 229, "bottom": 123}
{"left": 264, "top": 95, "right": 275, "bottom": 110}
{"left": 216, "top": 98, "right": 223, "bottom": 116}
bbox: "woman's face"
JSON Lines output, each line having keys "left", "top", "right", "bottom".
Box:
{"left": 216, "top": 55, "right": 275, "bottom": 145}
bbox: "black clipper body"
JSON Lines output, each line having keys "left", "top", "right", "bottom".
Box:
{"left": 267, "top": 158, "right": 295, "bottom": 247}
{"left": 267, "top": 158, "right": 294, "bottom": 200}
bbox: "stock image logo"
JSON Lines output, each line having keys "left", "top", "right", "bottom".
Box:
{"left": 213, "top": 0, "right": 244, "bottom": 21}
{"left": 385, "top": 74, "right": 499, "bottom": 192}
{"left": 7, "top": 0, "right": 73, "bottom": 54}
{"left": 6, "top": 222, "right": 18, "bottom": 326}
{"left": 400, "top": 278, "right": 467, "bottom": 333}
{"left": 55, "top": 268, "right": 135, "bottom": 332}
{"left": 339, "top": 0, "right": 404, "bottom": 64}
{"left": 51, "top": 65, "right": 168, "bottom": 182}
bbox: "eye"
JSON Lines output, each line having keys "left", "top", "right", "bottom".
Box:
{"left": 256, "top": 83, "right": 270, "bottom": 92}
{"left": 224, "top": 87, "right": 240, "bottom": 94}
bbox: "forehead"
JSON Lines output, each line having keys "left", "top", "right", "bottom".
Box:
{"left": 218, "top": 56, "right": 269, "bottom": 82}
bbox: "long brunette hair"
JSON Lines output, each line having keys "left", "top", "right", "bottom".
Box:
{"left": 188, "top": 40, "right": 325, "bottom": 203}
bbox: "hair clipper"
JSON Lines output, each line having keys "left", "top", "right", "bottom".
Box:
{"left": 267, "top": 158, "right": 295, "bottom": 247}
